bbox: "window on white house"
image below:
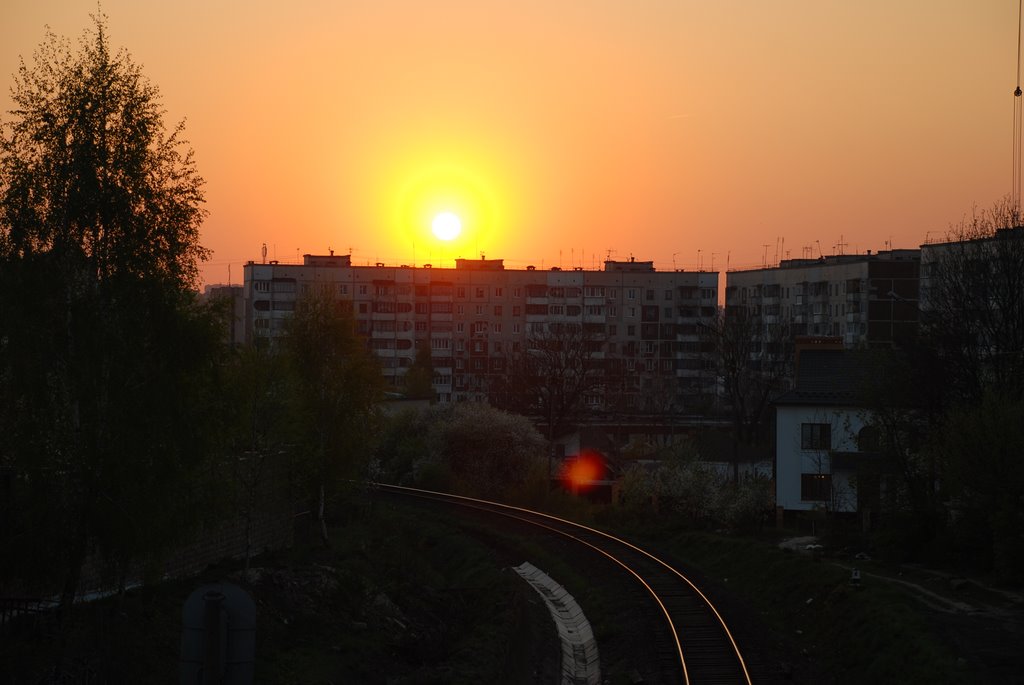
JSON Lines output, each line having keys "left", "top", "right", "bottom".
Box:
{"left": 801, "top": 473, "right": 831, "bottom": 501}
{"left": 801, "top": 423, "right": 831, "bottom": 450}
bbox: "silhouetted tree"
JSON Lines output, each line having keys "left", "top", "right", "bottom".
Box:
{"left": 921, "top": 200, "right": 1024, "bottom": 403}
{"left": 404, "top": 339, "right": 435, "bottom": 400}
{"left": 916, "top": 201, "right": 1024, "bottom": 576}
{"left": 702, "top": 309, "right": 790, "bottom": 481}
{"left": 284, "top": 291, "right": 381, "bottom": 545}
{"left": 220, "top": 344, "right": 295, "bottom": 575}
{"left": 490, "top": 323, "right": 597, "bottom": 440}
{"left": 381, "top": 403, "right": 546, "bottom": 501}
{"left": 0, "top": 14, "right": 217, "bottom": 610}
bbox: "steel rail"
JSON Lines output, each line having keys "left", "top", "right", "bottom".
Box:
{"left": 374, "top": 482, "right": 753, "bottom": 685}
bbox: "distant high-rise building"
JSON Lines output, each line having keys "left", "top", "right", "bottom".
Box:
{"left": 725, "top": 249, "right": 920, "bottom": 352}
{"left": 241, "top": 254, "right": 720, "bottom": 412}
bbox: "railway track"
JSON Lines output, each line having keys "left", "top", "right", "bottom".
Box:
{"left": 374, "top": 483, "right": 754, "bottom": 685}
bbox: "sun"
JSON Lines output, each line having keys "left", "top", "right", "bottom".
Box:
{"left": 431, "top": 211, "right": 462, "bottom": 241}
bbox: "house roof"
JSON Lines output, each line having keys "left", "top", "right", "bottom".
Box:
{"left": 774, "top": 349, "right": 873, "bottom": 407}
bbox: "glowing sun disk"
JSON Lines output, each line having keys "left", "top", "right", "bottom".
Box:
{"left": 432, "top": 211, "right": 462, "bottom": 241}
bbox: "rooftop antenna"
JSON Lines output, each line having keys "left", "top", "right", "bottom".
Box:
{"left": 726, "top": 251, "right": 731, "bottom": 271}
{"left": 697, "top": 249, "right": 702, "bottom": 271}
{"left": 261, "top": 242, "right": 267, "bottom": 264}
{"left": 816, "top": 240, "right": 823, "bottom": 258}
{"left": 761, "top": 244, "right": 770, "bottom": 267}
{"left": 1014, "top": 0, "right": 1023, "bottom": 210}
{"left": 711, "top": 252, "right": 717, "bottom": 271}
{"left": 672, "top": 252, "right": 678, "bottom": 270}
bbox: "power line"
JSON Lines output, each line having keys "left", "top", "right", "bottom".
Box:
{"left": 1014, "top": 0, "right": 1022, "bottom": 209}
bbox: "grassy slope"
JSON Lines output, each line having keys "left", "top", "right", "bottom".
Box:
{"left": 2, "top": 494, "right": 987, "bottom": 685}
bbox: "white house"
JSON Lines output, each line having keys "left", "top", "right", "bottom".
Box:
{"left": 774, "top": 350, "right": 881, "bottom": 514}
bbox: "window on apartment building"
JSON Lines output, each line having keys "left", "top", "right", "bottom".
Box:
{"left": 358, "top": 285, "right": 368, "bottom": 295}
{"left": 513, "top": 287, "right": 522, "bottom": 298}
{"left": 494, "top": 287, "right": 503, "bottom": 297}
{"left": 627, "top": 325, "right": 636, "bottom": 336}
{"left": 664, "top": 290, "right": 673, "bottom": 301}
{"left": 456, "top": 322, "right": 465, "bottom": 333}
{"left": 642, "top": 341, "right": 655, "bottom": 354}
{"left": 627, "top": 289, "right": 636, "bottom": 300}
{"left": 646, "top": 289, "right": 655, "bottom": 301}
{"left": 494, "top": 305, "right": 502, "bottom": 316}
{"left": 513, "top": 305, "right": 521, "bottom": 316}
{"left": 512, "top": 341, "right": 521, "bottom": 352}
{"left": 416, "top": 302, "right": 428, "bottom": 314}
{"left": 493, "top": 323, "right": 502, "bottom": 333}
{"left": 549, "top": 305, "right": 565, "bottom": 315}
{"left": 254, "top": 281, "right": 270, "bottom": 293}
{"left": 358, "top": 303, "right": 368, "bottom": 313}
{"left": 431, "top": 338, "right": 450, "bottom": 350}
{"left": 493, "top": 341, "right": 503, "bottom": 353}
{"left": 476, "top": 287, "right": 485, "bottom": 298}
{"left": 587, "top": 305, "right": 603, "bottom": 316}
{"left": 801, "top": 423, "right": 831, "bottom": 450}
{"left": 476, "top": 305, "right": 484, "bottom": 315}
{"left": 455, "top": 359, "right": 465, "bottom": 370}
{"left": 457, "top": 287, "right": 466, "bottom": 298}
{"left": 800, "top": 473, "right": 832, "bottom": 502}
{"left": 512, "top": 323, "right": 521, "bottom": 334}
{"left": 663, "top": 307, "right": 672, "bottom": 318}
{"left": 628, "top": 307, "right": 637, "bottom": 318}
{"left": 415, "top": 321, "right": 427, "bottom": 332}
{"left": 455, "top": 340, "right": 465, "bottom": 352}
{"left": 608, "top": 324, "right": 617, "bottom": 335}
{"left": 608, "top": 306, "right": 617, "bottom": 317}
{"left": 626, "top": 360, "right": 636, "bottom": 372}
{"left": 337, "top": 284, "right": 348, "bottom": 295}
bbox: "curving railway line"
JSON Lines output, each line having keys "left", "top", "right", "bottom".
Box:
{"left": 374, "top": 483, "right": 755, "bottom": 685}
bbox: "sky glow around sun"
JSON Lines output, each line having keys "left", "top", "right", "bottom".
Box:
{"left": 0, "top": 1, "right": 1015, "bottom": 284}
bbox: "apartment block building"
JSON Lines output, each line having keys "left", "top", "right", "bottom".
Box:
{"left": 724, "top": 249, "right": 920, "bottom": 350}
{"left": 242, "top": 254, "right": 719, "bottom": 410}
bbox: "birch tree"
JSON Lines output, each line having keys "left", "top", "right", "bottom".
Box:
{"left": 0, "top": 14, "right": 216, "bottom": 609}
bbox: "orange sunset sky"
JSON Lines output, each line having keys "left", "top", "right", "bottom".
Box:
{"left": 1, "top": 1, "right": 1017, "bottom": 286}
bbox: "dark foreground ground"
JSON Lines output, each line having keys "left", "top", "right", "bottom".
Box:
{"left": 2, "top": 495, "right": 1021, "bottom": 684}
